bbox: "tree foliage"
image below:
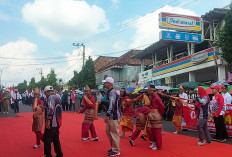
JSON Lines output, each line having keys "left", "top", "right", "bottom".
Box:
{"left": 16, "top": 68, "right": 60, "bottom": 92}
{"left": 218, "top": 4, "right": 232, "bottom": 70}
{"left": 68, "top": 56, "right": 96, "bottom": 89}
{"left": 16, "top": 80, "right": 27, "bottom": 93}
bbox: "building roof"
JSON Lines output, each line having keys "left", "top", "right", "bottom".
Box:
{"left": 201, "top": 8, "right": 228, "bottom": 21}
{"left": 94, "top": 56, "right": 117, "bottom": 73}
{"left": 95, "top": 50, "right": 152, "bottom": 73}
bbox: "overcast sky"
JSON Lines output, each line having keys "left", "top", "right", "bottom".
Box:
{"left": 0, "top": 0, "right": 231, "bottom": 87}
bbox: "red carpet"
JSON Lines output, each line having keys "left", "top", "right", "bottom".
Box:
{"left": 1, "top": 112, "right": 232, "bottom": 157}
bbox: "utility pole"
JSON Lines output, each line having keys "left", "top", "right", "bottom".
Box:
{"left": 73, "top": 43, "right": 85, "bottom": 67}
{"left": 36, "top": 68, "right": 43, "bottom": 79}
{"left": 0, "top": 67, "right": 8, "bottom": 89}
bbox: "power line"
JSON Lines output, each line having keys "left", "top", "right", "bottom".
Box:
{"left": 77, "top": 0, "right": 196, "bottom": 44}
{"left": 91, "top": 43, "right": 153, "bottom": 57}
{"left": 0, "top": 58, "right": 81, "bottom": 66}
{"left": 57, "top": 58, "right": 83, "bottom": 76}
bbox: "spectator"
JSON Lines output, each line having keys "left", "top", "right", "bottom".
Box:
{"left": 211, "top": 85, "right": 228, "bottom": 142}
{"left": 96, "top": 92, "right": 103, "bottom": 114}
{"left": 61, "top": 90, "right": 68, "bottom": 111}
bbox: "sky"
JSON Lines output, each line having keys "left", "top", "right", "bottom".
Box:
{"left": 0, "top": 0, "right": 231, "bottom": 87}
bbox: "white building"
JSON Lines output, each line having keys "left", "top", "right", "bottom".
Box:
{"left": 132, "top": 8, "right": 229, "bottom": 87}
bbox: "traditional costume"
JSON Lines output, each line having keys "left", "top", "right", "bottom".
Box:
{"left": 79, "top": 85, "right": 98, "bottom": 141}
{"left": 146, "top": 85, "right": 165, "bottom": 150}
{"left": 120, "top": 94, "right": 134, "bottom": 136}
{"left": 172, "top": 98, "right": 183, "bottom": 133}
{"left": 128, "top": 94, "right": 151, "bottom": 146}
{"left": 2, "top": 89, "right": 10, "bottom": 114}
{"left": 32, "top": 88, "right": 44, "bottom": 148}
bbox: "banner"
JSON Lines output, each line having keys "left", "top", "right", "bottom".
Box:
{"left": 182, "top": 104, "right": 232, "bottom": 136}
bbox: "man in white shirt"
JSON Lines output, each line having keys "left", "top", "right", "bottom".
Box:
{"left": 221, "top": 85, "right": 232, "bottom": 114}
{"left": 178, "top": 85, "right": 188, "bottom": 129}
{"left": 179, "top": 85, "right": 188, "bottom": 102}
{"left": 12, "top": 89, "right": 21, "bottom": 113}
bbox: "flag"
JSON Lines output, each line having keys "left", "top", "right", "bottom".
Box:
{"left": 71, "top": 89, "right": 75, "bottom": 102}
{"left": 26, "top": 89, "right": 29, "bottom": 97}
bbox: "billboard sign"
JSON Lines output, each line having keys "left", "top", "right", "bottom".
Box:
{"left": 160, "top": 30, "right": 202, "bottom": 43}
{"left": 191, "top": 51, "right": 208, "bottom": 63}
{"left": 159, "top": 12, "right": 201, "bottom": 32}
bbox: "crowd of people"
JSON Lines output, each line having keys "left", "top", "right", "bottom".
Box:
{"left": 1, "top": 77, "right": 231, "bottom": 157}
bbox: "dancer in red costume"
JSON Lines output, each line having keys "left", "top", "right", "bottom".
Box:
{"left": 79, "top": 85, "right": 98, "bottom": 141}
{"left": 119, "top": 88, "right": 134, "bottom": 137}
{"left": 146, "top": 85, "right": 165, "bottom": 150}
{"left": 32, "top": 88, "right": 44, "bottom": 149}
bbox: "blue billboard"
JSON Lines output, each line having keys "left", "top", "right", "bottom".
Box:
{"left": 160, "top": 30, "right": 202, "bottom": 43}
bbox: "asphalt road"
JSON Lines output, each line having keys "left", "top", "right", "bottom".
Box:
{"left": 1, "top": 102, "right": 231, "bottom": 145}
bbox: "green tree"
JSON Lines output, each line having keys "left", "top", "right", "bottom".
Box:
{"left": 37, "top": 76, "right": 47, "bottom": 90}
{"left": 16, "top": 80, "right": 27, "bottom": 93}
{"left": 68, "top": 56, "right": 96, "bottom": 89}
{"left": 28, "top": 77, "right": 37, "bottom": 90}
{"left": 47, "top": 69, "right": 59, "bottom": 90}
{"left": 82, "top": 56, "right": 96, "bottom": 88}
{"left": 218, "top": 4, "right": 232, "bottom": 70}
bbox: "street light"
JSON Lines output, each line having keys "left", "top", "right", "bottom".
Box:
{"left": 0, "top": 67, "right": 8, "bottom": 89}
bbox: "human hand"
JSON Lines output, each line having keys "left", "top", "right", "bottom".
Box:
{"left": 105, "top": 116, "right": 109, "bottom": 123}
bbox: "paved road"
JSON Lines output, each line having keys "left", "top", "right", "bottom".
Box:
{"left": 1, "top": 102, "right": 231, "bottom": 145}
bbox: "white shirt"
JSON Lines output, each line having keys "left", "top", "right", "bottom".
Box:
{"left": 222, "top": 92, "right": 232, "bottom": 112}
{"left": 179, "top": 92, "right": 188, "bottom": 103}
{"left": 222, "top": 92, "right": 232, "bottom": 105}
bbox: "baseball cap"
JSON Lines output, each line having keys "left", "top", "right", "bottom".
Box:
{"left": 44, "top": 85, "right": 54, "bottom": 92}
{"left": 210, "top": 85, "right": 220, "bottom": 91}
{"left": 102, "top": 77, "right": 114, "bottom": 84}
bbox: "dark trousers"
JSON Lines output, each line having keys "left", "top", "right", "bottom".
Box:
{"left": 14, "top": 101, "right": 19, "bottom": 113}
{"left": 62, "top": 102, "right": 68, "bottom": 111}
{"left": 43, "top": 127, "right": 63, "bottom": 157}
{"left": 98, "top": 102, "right": 102, "bottom": 113}
{"left": 0, "top": 102, "right": 2, "bottom": 112}
{"left": 214, "top": 116, "right": 228, "bottom": 140}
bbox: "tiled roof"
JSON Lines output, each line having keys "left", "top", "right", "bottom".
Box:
{"left": 94, "top": 56, "right": 117, "bottom": 73}
{"left": 94, "top": 50, "right": 152, "bottom": 73}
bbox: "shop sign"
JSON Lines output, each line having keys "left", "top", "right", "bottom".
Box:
{"left": 159, "top": 12, "right": 201, "bottom": 32}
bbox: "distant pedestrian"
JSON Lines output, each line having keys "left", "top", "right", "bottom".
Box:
{"left": 74, "top": 90, "right": 81, "bottom": 113}
{"left": 13, "top": 89, "right": 21, "bottom": 113}
{"left": 61, "top": 90, "right": 68, "bottom": 111}
{"left": 43, "top": 86, "right": 63, "bottom": 157}
{"left": 2, "top": 89, "right": 10, "bottom": 114}
{"left": 0, "top": 91, "right": 3, "bottom": 113}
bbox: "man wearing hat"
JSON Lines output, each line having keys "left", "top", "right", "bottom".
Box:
{"left": 211, "top": 85, "right": 228, "bottom": 142}
{"left": 43, "top": 85, "right": 63, "bottom": 157}
{"left": 102, "top": 77, "right": 121, "bottom": 156}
